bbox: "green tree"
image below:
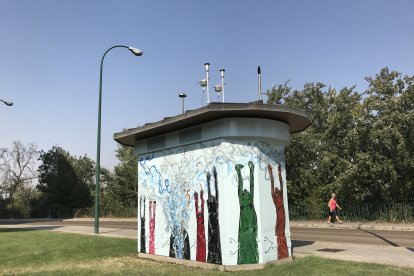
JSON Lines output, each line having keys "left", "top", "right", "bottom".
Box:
{"left": 267, "top": 68, "right": 414, "bottom": 206}
{"left": 102, "top": 145, "right": 137, "bottom": 214}
{"left": 68, "top": 154, "right": 96, "bottom": 197}
{"left": 36, "top": 146, "right": 93, "bottom": 217}
{"left": 355, "top": 68, "right": 414, "bottom": 202}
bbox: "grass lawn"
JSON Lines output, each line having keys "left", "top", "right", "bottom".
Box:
{"left": 0, "top": 228, "right": 413, "bottom": 275}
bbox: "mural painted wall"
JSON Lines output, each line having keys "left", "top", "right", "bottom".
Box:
{"left": 137, "top": 139, "right": 291, "bottom": 265}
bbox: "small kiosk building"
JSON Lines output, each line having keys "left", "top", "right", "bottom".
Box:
{"left": 114, "top": 101, "right": 310, "bottom": 268}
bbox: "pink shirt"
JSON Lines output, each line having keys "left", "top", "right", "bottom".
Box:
{"left": 330, "top": 198, "right": 337, "bottom": 211}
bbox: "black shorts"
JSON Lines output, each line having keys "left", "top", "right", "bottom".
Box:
{"left": 329, "top": 210, "right": 337, "bottom": 217}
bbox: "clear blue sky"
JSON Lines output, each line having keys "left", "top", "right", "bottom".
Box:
{"left": 1, "top": 0, "right": 413, "bottom": 169}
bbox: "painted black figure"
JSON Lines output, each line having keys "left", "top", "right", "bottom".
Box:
{"left": 207, "top": 166, "right": 222, "bottom": 264}
{"left": 139, "top": 196, "right": 146, "bottom": 253}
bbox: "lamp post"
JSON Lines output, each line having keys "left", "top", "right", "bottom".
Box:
{"left": 95, "top": 45, "right": 143, "bottom": 234}
{"left": 1, "top": 99, "right": 13, "bottom": 106}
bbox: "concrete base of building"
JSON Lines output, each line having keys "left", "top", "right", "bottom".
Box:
{"left": 136, "top": 252, "right": 292, "bottom": 271}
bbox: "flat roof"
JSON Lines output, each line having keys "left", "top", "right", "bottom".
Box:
{"left": 114, "top": 101, "right": 311, "bottom": 147}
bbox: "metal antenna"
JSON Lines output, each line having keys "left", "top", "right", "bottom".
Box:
{"left": 220, "top": 69, "right": 225, "bottom": 103}
{"left": 179, "top": 93, "right": 187, "bottom": 114}
{"left": 205, "top": 63, "right": 210, "bottom": 104}
{"left": 258, "top": 66, "right": 262, "bottom": 101}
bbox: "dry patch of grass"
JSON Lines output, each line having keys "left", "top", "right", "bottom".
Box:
{"left": 4, "top": 255, "right": 414, "bottom": 276}
{"left": 1, "top": 256, "right": 143, "bottom": 275}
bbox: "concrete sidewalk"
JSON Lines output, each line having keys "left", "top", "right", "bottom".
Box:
{"left": 62, "top": 218, "right": 414, "bottom": 232}
{"left": 62, "top": 218, "right": 414, "bottom": 231}
{"left": 290, "top": 220, "right": 414, "bottom": 231}
{"left": 293, "top": 240, "right": 414, "bottom": 268}
{"left": 4, "top": 218, "right": 411, "bottom": 231}
{"left": 290, "top": 220, "right": 414, "bottom": 268}
{"left": 1, "top": 219, "right": 413, "bottom": 269}
{"left": 0, "top": 221, "right": 137, "bottom": 240}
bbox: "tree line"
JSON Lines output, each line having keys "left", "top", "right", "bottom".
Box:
{"left": 267, "top": 67, "right": 414, "bottom": 209}
{"left": 1, "top": 67, "right": 412, "bottom": 218}
{"left": 0, "top": 142, "right": 137, "bottom": 218}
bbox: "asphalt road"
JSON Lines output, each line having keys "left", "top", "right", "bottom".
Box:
{"left": 3, "top": 220, "right": 413, "bottom": 248}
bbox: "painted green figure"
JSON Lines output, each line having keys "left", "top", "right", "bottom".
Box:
{"left": 235, "top": 161, "right": 259, "bottom": 264}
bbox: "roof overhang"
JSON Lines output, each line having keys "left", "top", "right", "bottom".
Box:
{"left": 114, "top": 101, "right": 311, "bottom": 147}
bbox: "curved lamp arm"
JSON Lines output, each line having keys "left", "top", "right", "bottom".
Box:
{"left": 1, "top": 99, "right": 13, "bottom": 106}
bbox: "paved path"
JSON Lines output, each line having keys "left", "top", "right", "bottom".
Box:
{"left": 293, "top": 240, "right": 414, "bottom": 268}
{"left": 290, "top": 221, "right": 414, "bottom": 268}
{"left": 0, "top": 219, "right": 137, "bottom": 240}
{"left": 1, "top": 219, "right": 413, "bottom": 268}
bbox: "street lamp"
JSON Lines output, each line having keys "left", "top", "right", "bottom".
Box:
{"left": 95, "top": 45, "right": 143, "bottom": 234}
{"left": 178, "top": 93, "right": 187, "bottom": 114}
{"left": 1, "top": 99, "right": 13, "bottom": 106}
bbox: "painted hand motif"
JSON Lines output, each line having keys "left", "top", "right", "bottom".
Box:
{"left": 235, "top": 164, "right": 244, "bottom": 171}
{"left": 248, "top": 161, "right": 254, "bottom": 171}
{"left": 267, "top": 164, "right": 273, "bottom": 174}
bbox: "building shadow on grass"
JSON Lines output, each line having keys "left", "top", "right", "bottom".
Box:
{"left": 0, "top": 219, "right": 63, "bottom": 225}
{"left": 0, "top": 226, "right": 61, "bottom": 233}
